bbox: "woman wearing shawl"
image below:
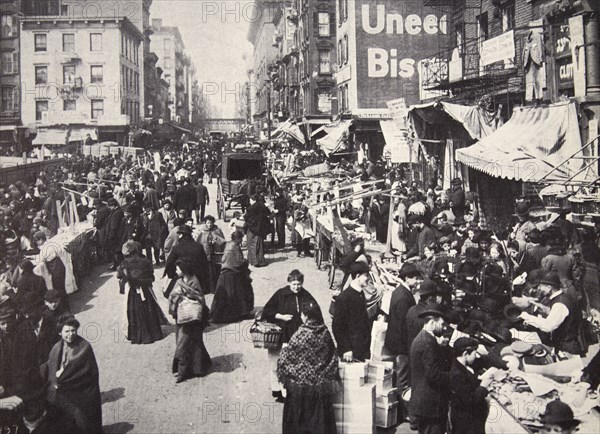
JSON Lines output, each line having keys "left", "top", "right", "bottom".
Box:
{"left": 277, "top": 301, "right": 341, "bottom": 434}
{"left": 194, "top": 215, "right": 226, "bottom": 293}
{"left": 46, "top": 314, "right": 102, "bottom": 434}
{"left": 210, "top": 231, "right": 254, "bottom": 323}
{"left": 168, "top": 259, "right": 211, "bottom": 383}
{"left": 117, "top": 240, "right": 166, "bottom": 344}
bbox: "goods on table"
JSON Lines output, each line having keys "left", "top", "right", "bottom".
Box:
{"left": 334, "top": 364, "right": 375, "bottom": 434}
{"left": 249, "top": 321, "right": 282, "bottom": 350}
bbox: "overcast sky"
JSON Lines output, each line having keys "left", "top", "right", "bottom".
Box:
{"left": 152, "top": 0, "right": 254, "bottom": 118}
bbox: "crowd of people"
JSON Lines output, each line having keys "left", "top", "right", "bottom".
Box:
{"left": 0, "top": 138, "right": 599, "bottom": 434}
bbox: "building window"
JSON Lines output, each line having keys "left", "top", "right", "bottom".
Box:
{"left": 91, "top": 99, "right": 104, "bottom": 119}
{"left": 502, "top": 2, "right": 516, "bottom": 32}
{"left": 90, "top": 65, "right": 103, "bottom": 83}
{"left": 1, "top": 52, "right": 18, "bottom": 74}
{"left": 318, "top": 12, "right": 330, "bottom": 36}
{"left": 477, "top": 13, "right": 489, "bottom": 41}
{"left": 61, "top": 4, "right": 69, "bottom": 15}
{"left": 343, "top": 34, "right": 348, "bottom": 64}
{"left": 34, "top": 34, "right": 47, "bottom": 52}
{"left": 90, "top": 33, "right": 102, "bottom": 51}
{"left": 36, "top": 100, "right": 48, "bottom": 121}
{"left": 164, "top": 39, "right": 171, "bottom": 55}
{"left": 1, "top": 86, "right": 17, "bottom": 112}
{"left": 35, "top": 66, "right": 48, "bottom": 84}
{"left": 319, "top": 50, "right": 331, "bottom": 74}
{"left": 1, "top": 15, "right": 16, "bottom": 38}
{"left": 63, "top": 65, "right": 75, "bottom": 84}
{"left": 63, "top": 99, "right": 76, "bottom": 111}
{"left": 338, "top": 0, "right": 348, "bottom": 24}
{"left": 62, "top": 34, "right": 75, "bottom": 52}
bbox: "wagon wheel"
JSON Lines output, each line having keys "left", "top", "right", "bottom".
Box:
{"left": 328, "top": 247, "right": 337, "bottom": 289}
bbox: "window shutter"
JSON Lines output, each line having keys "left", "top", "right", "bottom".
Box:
{"left": 330, "top": 13, "right": 335, "bottom": 37}
{"left": 313, "top": 12, "right": 319, "bottom": 36}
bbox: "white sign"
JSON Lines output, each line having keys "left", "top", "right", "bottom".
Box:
{"left": 386, "top": 98, "right": 407, "bottom": 123}
{"left": 480, "top": 30, "right": 515, "bottom": 67}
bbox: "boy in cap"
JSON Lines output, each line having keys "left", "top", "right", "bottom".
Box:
{"left": 449, "top": 337, "right": 491, "bottom": 434}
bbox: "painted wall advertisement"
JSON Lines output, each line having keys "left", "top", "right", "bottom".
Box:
{"left": 355, "top": 0, "right": 452, "bottom": 108}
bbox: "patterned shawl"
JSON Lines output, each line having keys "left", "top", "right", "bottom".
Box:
{"left": 277, "top": 320, "right": 341, "bottom": 396}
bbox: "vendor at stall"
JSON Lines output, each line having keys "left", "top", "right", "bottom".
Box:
{"left": 519, "top": 271, "right": 585, "bottom": 356}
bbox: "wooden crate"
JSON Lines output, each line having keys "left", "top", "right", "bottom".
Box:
{"left": 375, "top": 401, "right": 399, "bottom": 428}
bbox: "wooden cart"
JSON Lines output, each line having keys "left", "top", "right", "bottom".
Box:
{"left": 216, "top": 151, "right": 264, "bottom": 221}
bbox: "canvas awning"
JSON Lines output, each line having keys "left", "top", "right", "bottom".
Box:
{"left": 408, "top": 101, "right": 502, "bottom": 141}
{"left": 456, "top": 101, "right": 587, "bottom": 183}
{"left": 315, "top": 120, "right": 352, "bottom": 156}
{"left": 272, "top": 120, "right": 305, "bottom": 143}
{"left": 32, "top": 128, "right": 69, "bottom": 146}
{"left": 69, "top": 127, "right": 97, "bottom": 142}
{"left": 380, "top": 120, "right": 416, "bottom": 163}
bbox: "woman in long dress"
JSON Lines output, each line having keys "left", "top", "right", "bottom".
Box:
{"left": 168, "top": 259, "right": 211, "bottom": 383}
{"left": 117, "top": 240, "right": 166, "bottom": 344}
{"left": 195, "top": 215, "right": 226, "bottom": 294}
{"left": 46, "top": 314, "right": 102, "bottom": 434}
{"left": 210, "top": 231, "right": 254, "bottom": 323}
{"left": 277, "top": 301, "right": 341, "bottom": 434}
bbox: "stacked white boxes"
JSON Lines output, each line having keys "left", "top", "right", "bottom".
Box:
{"left": 366, "top": 360, "right": 399, "bottom": 428}
{"left": 334, "top": 362, "right": 376, "bottom": 434}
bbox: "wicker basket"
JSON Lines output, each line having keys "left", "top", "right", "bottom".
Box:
{"left": 569, "top": 196, "right": 595, "bottom": 214}
{"left": 250, "top": 321, "right": 283, "bottom": 350}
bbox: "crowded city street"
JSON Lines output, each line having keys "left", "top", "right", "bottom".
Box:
{"left": 2, "top": 1, "right": 600, "bottom": 434}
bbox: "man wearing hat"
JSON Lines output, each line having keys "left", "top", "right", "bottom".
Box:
{"left": 520, "top": 271, "right": 584, "bottom": 355}
{"left": 406, "top": 280, "right": 443, "bottom": 348}
{"left": 410, "top": 303, "right": 451, "bottom": 434}
{"left": 173, "top": 177, "right": 197, "bottom": 218}
{"left": 332, "top": 262, "right": 372, "bottom": 362}
{"left": 106, "top": 197, "right": 124, "bottom": 270}
{"left": 449, "top": 178, "right": 466, "bottom": 225}
{"left": 511, "top": 202, "right": 536, "bottom": 242}
{"left": 92, "top": 198, "right": 110, "bottom": 262}
{"left": 163, "top": 224, "right": 209, "bottom": 298}
{"left": 385, "top": 263, "right": 422, "bottom": 422}
{"left": 540, "top": 400, "right": 580, "bottom": 434}
{"left": 449, "top": 337, "right": 491, "bottom": 434}
{"left": 405, "top": 215, "right": 436, "bottom": 260}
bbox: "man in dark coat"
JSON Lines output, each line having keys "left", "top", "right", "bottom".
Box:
{"left": 384, "top": 263, "right": 422, "bottom": 420}
{"left": 410, "top": 304, "right": 452, "bottom": 434}
{"left": 106, "top": 198, "right": 124, "bottom": 270}
{"left": 195, "top": 179, "right": 210, "bottom": 224}
{"left": 449, "top": 337, "right": 490, "bottom": 434}
{"left": 273, "top": 189, "right": 288, "bottom": 247}
{"left": 143, "top": 184, "right": 160, "bottom": 211}
{"left": 244, "top": 195, "right": 271, "bottom": 267}
{"left": 15, "top": 259, "right": 47, "bottom": 300}
{"left": 405, "top": 280, "right": 443, "bottom": 352}
{"left": 164, "top": 225, "right": 209, "bottom": 296}
{"left": 405, "top": 215, "right": 437, "bottom": 260}
{"left": 173, "top": 178, "right": 197, "bottom": 217}
{"left": 93, "top": 198, "right": 110, "bottom": 262}
{"left": 448, "top": 178, "right": 466, "bottom": 225}
{"left": 141, "top": 202, "right": 168, "bottom": 265}
{"left": 332, "top": 263, "right": 372, "bottom": 362}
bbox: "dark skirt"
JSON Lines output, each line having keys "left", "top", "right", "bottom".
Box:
{"left": 211, "top": 269, "right": 254, "bottom": 323}
{"left": 206, "top": 260, "right": 221, "bottom": 294}
{"left": 172, "top": 322, "right": 212, "bottom": 377}
{"left": 283, "top": 388, "right": 337, "bottom": 434}
{"left": 247, "top": 231, "right": 267, "bottom": 266}
{"left": 127, "top": 285, "right": 165, "bottom": 344}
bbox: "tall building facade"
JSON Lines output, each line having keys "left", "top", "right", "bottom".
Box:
{"left": 1, "top": 0, "right": 21, "bottom": 136}
{"left": 20, "top": 16, "right": 144, "bottom": 142}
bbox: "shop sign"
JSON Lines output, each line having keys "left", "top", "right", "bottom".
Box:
{"left": 554, "top": 23, "right": 574, "bottom": 89}
{"left": 317, "top": 92, "right": 332, "bottom": 114}
{"left": 479, "top": 30, "right": 515, "bottom": 67}
{"left": 355, "top": 0, "right": 452, "bottom": 108}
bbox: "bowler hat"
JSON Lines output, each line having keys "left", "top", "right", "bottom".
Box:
{"left": 43, "top": 289, "right": 62, "bottom": 303}
{"left": 398, "top": 263, "right": 421, "bottom": 279}
{"left": 417, "top": 302, "right": 447, "bottom": 320}
{"left": 107, "top": 198, "right": 119, "bottom": 207}
{"left": 538, "top": 271, "right": 561, "bottom": 288}
{"left": 419, "top": 280, "right": 439, "bottom": 298}
{"left": 177, "top": 225, "right": 193, "bottom": 235}
{"left": 451, "top": 178, "right": 462, "bottom": 186}
{"left": 484, "top": 323, "right": 513, "bottom": 344}
{"left": 454, "top": 337, "right": 479, "bottom": 355}
{"left": 503, "top": 304, "right": 523, "bottom": 324}
{"left": 540, "top": 400, "right": 580, "bottom": 427}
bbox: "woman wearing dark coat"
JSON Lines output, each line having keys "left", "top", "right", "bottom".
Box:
{"left": 210, "top": 231, "right": 254, "bottom": 323}
{"left": 168, "top": 259, "right": 211, "bottom": 383}
{"left": 194, "top": 216, "right": 226, "bottom": 294}
{"left": 46, "top": 315, "right": 102, "bottom": 434}
{"left": 263, "top": 270, "right": 320, "bottom": 401}
{"left": 277, "top": 301, "right": 341, "bottom": 434}
{"left": 117, "top": 241, "right": 166, "bottom": 344}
